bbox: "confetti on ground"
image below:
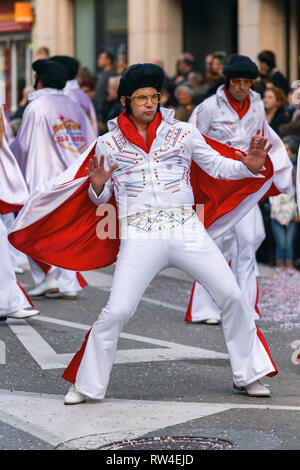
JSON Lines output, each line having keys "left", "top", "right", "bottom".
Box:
{"left": 99, "top": 435, "right": 233, "bottom": 450}
{"left": 257, "top": 264, "right": 300, "bottom": 330}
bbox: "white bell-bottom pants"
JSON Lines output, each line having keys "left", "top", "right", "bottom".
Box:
{"left": 186, "top": 205, "right": 266, "bottom": 322}
{"left": 72, "top": 215, "right": 277, "bottom": 399}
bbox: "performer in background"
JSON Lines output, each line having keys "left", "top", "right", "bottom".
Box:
{"left": 51, "top": 55, "right": 98, "bottom": 138}
{"left": 10, "top": 59, "right": 90, "bottom": 300}
{"left": 2, "top": 104, "right": 28, "bottom": 273}
{"left": 0, "top": 103, "right": 39, "bottom": 320}
{"left": 186, "top": 54, "right": 293, "bottom": 325}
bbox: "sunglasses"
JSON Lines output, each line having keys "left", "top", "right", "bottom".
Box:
{"left": 127, "top": 93, "right": 161, "bottom": 106}
{"left": 230, "top": 78, "right": 253, "bottom": 87}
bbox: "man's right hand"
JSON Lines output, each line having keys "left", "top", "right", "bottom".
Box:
{"left": 86, "top": 154, "right": 118, "bottom": 196}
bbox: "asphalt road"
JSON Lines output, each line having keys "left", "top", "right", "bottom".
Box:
{"left": 0, "top": 262, "right": 300, "bottom": 451}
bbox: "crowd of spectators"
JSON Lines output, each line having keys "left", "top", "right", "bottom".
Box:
{"left": 7, "top": 47, "right": 300, "bottom": 270}
{"left": 86, "top": 48, "right": 300, "bottom": 270}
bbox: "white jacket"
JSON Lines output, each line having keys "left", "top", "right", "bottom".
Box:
{"left": 11, "top": 88, "right": 97, "bottom": 193}
{"left": 89, "top": 107, "right": 264, "bottom": 219}
{"left": 270, "top": 189, "right": 297, "bottom": 225}
{"left": 189, "top": 85, "right": 292, "bottom": 194}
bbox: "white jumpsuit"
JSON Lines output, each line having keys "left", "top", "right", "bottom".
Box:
{"left": 10, "top": 88, "right": 92, "bottom": 293}
{"left": 186, "top": 85, "right": 292, "bottom": 322}
{"left": 61, "top": 108, "right": 278, "bottom": 398}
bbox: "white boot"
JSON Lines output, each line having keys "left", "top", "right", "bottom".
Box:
{"left": 233, "top": 379, "right": 270, "bottom": 397}
{"left": 28, "top": 277, "right": 59, "bottom": 297}
{"left": 186, "top": 318, "right": 220, "bottom": 325}
{"left": 4, "top": 309, "right": 40, "bottom": 319}
{"left": 64, "top": 384, "right": 86, "bottom": 405}
{"left": 202, "top": 318, "right": 220, "bottom": 325}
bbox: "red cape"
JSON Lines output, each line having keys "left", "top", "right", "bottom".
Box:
{"left": 8, "top": 135, "right": 274, "bottom": 271}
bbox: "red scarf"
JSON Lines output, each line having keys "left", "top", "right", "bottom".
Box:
{"left": 117, "top": 110, "right": 162, "bottom": 153}
{"left": 224, "top": 87, "right": 250, "bottom": 120}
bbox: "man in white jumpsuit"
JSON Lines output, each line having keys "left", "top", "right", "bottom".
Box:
{"left": 186, "top": 54, "right": 292, "bottom": 324}
{"left": 11, "top": 59, "right": 92, "bottom": 299}
{"left": 51, "top": 55, "right": 98, "bottom": 138}
{"left": 0, "top": 103, "right": 39, "bottom": 319}
{"left": 58, "top": 63, "right": 278, "bottom": 404}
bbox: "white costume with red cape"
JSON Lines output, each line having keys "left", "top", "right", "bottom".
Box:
{"left": 0, "top": 124, "right": 32, "bottom": 316}
{"left": 64, "top": 79, "right": 98, "bottom": 139}
{"left": 2, "top": 108, "right": 14, "bottom": 145}
{"left": 9, "top": 108, "right": 278, "bottom": 396}
{"left": 10, "top": 88, "right": 90, "bottom": 293}
{"left": 186, "top": 86, "right": 293, "bottom": 323}
{"left": 1, "top": 105, "right": 28, "bottom": 268}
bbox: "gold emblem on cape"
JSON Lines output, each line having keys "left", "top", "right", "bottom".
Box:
{"left": 52, "top": 116, "right": 87, "bottom": 153}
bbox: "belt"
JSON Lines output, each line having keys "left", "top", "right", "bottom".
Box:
{"left": 127, "top": 207, "right": 195, "bottom": 232}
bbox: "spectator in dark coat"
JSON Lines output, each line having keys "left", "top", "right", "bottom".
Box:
{"left": 174, "top": 84, "right": 196, "bottom": 122}
{"left": 93, "top": 50, "right": 116, "bottom": 125}
{"left": 98, "top": 76, "right": 124, "bottom": 134}
{"left": 187, "top": 71, "right": 210, "bottom": 104}
{"left": 279, "top": 87, "right": 300, "bottom": 137}
{"left": 204, "top": 52, "right": 227, "bottom": 98}
{"left": 257, "top": 50, "right": 290, "bottom": 95}
{"left": 263, "top": 87, "right": 291, "bottom": 135}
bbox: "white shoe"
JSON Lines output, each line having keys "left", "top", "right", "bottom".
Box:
{"left": 28, "top": 278, "right": 59, "bottom": 297}
{"left": 5, "top": 309, "right": 40, "bottom": 319}
{"left": 185, "top": 318, "right": 220, "bottom": 325}
{"left": 64, "top": 384, "right": 86, "bottom": 405}
{"left": 45, "top": 291, "right": 77, "bottom": 300}
{"left": 233, "top": 379, "right": 270, "bottom": 397}
{"left": 14, "top": 266, "right": 25, "bottom": 274}
{"left": 202, "top": 318, "right": 220, "bottom": 325}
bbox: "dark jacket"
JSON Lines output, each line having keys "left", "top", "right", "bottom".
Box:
{"left": 93, "top": 68, "right": 116, "bottom": 121}
{"left": 269, "top": 107, "right": 291, "bottom": 135}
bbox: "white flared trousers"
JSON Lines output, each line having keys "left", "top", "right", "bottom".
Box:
{"left": 28, "top": 258, "right": 84, "bottom": 293}
{"left": 0, "top": 216, "right": 32, "bottom": 316}
{"left": 187, "top": 205, "right": 266, "bottom": 322}
{"left": 74, "top": 217, "right": 276, "bottom": 399}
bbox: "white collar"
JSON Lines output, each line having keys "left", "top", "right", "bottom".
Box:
{"left": 64, "top": 79, "right": 80, "bottom": 91}
{"left": 216, "top": 84, "right": 261, "bottom": 107}
{"left": 107, "top": 107, "right": 177, "bottom": 132}
{"left": 28, "top": 88, "right": 65, "bottom": 102}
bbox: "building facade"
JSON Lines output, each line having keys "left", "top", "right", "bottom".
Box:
{"left": 1, "top": 0, "right": 299, "bottom": 112}
{"left": 0, "top": 0, "right": 34, "bottom": 112}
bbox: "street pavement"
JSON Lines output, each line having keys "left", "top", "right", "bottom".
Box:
{"left": 0, "top": 262, "right": 300, "bottom": 451}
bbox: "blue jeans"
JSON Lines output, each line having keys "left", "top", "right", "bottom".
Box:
{"left": 271, "top": 219, "right": 295, "bottom": 260}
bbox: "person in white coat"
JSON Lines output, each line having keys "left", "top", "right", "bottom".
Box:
{"left": 10, "top": 59, "right": 90, "bottom": 299}
{"left": 186, "top": 54, "right": 293, "bottom": 324}
{"left": 55, "top": 63, "right": 279, "bottom": 404}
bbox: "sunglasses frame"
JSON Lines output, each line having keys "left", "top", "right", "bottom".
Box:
{"left": 126, "top": 92, "right": 161, "bottom": 105}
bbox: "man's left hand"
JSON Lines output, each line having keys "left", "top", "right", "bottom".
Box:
{"left": 235, "top": 131, "right": 272, "bottom": 174}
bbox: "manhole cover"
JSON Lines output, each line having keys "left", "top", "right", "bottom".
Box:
{"left": 99, "top": 436, "right": 233, "bottom": 450}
